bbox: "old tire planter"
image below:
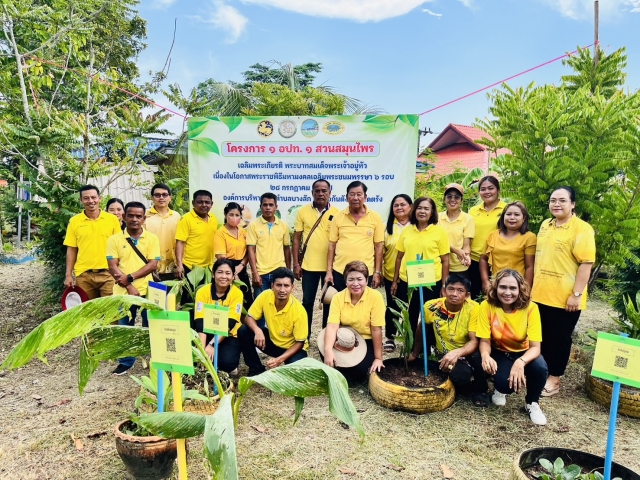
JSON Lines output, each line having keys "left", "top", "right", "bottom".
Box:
{"left": 114, "top": 420, "right": 177, "bottom": 480}
{"left": 585, "top": 373, "right": 640, "bottom": 419}
{"left": 508, "top": 447, "right": 639, "bottom": 480}
{"left": 368, "top": 358, "right": 455, "bottom": 414}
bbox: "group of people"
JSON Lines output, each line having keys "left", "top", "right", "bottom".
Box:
{"left": 63, "top": 176, "right": 595, "bottom": 426}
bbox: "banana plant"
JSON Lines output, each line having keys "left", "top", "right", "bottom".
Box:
{"left": 1, "top": 296, "right": 364, "bottom": 479}
{"left": 132, "top": 366, "right": 210, "bottom": 414}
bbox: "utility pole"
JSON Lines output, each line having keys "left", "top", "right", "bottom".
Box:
{"left": 594, "top": 0, "right": 599, "bottom": 67}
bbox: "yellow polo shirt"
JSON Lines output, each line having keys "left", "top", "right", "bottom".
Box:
{"left": 294, "top": 204, "right": 340, "bottom": 272}
{"left": 395, "top": 224, "right": 450, "bottom": 282}
{"left": 438, "top": 211, "right": 475, "bottom": 272}
{"left": 106, "top": 229, "right": 161, "bottom": 296}
{"left": 383, "top": 220, "right": 409, "bottom": 281}
{"left": 531, "top": 216, "right": 596, "bottom": 310}
{"left": 327, "top": 287, "right": 385, "bottom": 339}
{"left": 329, "top": 206, "right": 385, "bottom": 274}
{"left": 469, "top": 201, "right": 507, "bottom": 262}
{"left": 248, "top": 290, "right": 308, "bottom": 349}
{"left": 485, "top": 230, "right": 537, "bottom": 277}
{"left": 145, "top": 207, "right": 181, "bottom": 273}
{"left": 475, "top": 300, "right": 542, "bottom": 353}
{"left": 175, "top": 210, "right": 219, "bottom": 269}
{"left": 246, "top": 217, "right": 290, "bottom": 275}
{"left": 194, "top": 284, "right": 244, "bottom": 337}
{"left": 64, "top": 210, "right": 122, "bottom": 275}
{"left": 214, "top": 226, "right": 247, "bottom": 260}
{"left": 422, "top": 298, "right": 479, "bottom": 354}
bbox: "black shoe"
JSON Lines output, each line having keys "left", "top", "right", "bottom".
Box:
{"left": 248, "top": 369, "right": 265, "bottom": 377}
{"left": 112, "top": 364, "right": 132, "bottom": 376}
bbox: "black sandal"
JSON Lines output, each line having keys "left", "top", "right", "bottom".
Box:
{"left": 472, "top": 392, "right": 490, "bottom": 408}
{"left": 383, "top": 339, "right": 396, "bottom": 353}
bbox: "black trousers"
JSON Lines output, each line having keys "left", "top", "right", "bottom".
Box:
{"left": 201, "top": 335, "right": 241, "bottom": 373}
{"left": 447, "top": 351, "right": 487, "bottom": 394}
{"left": 301, "top": 270, "right": 330, "bottom": 339}
{"left": 467, "top": 260, "right": 483, "bottom": 300}
{"left": 492, "top": 349, "right": 548, "bottom": 404}
{"left": 227, "top": 259, "right": 254, "bottom": 312}
{"left": 384, "top": 278, "right": 401, "bottom": 340}
{"left": 237, "top": 325, "right": 307, "bottom": 375}
{"left": 389, "top": 280, "right": 438, "bottom": 352}
{"left": 538, "top": 303, "right": 581, "bottom": 377}
{"left": 332, "top": 269, "right": 372, "bottom": 292}
{"left": 320, "top": 339, "right": 374, "bottom": 383}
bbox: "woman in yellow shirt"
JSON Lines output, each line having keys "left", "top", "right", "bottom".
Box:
{"left": 468, "top": 176, "right": 506, "bottom": 298}
{"left": 382, "top": 194, "right": 412, "bottom": 352}
{"left": 391, "top": 197, "right": 450, "bottom": 336}
{"left": 476, "top": 269, "right": 548, "bottom": 425}
{"left": 214, "top": 202, "right": 253, "bottom": 310}
{"left": 479, "top": 201, "right": 536, "bottom": 293}
{"left": 194, "top": 258, "right": 244, "bottom": 373}
{"left": 321, "top": 261, "right": 385, "bottom": 381}
{"left": 438, "top": 183, "right": 475, "bottom": 276}
{"left": 532, "top": 187, "right": 595, "bottom": 397}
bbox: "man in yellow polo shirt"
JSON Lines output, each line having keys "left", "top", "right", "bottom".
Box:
{"left": 247, "top": 192, "right": 291, "bottom": 295}
{"left": 106, "top": 201, "right": 161, "bottom": 375}
{"left": 238, "top": 268, "right": 308, "bottom": 376}
{"left": 325, "top": 181, "right": 385, "bottom": 291}
{"left": 145, "top": 183, "right": 180, "bottom": 280}
{"left": 64, "top": 185, "right": 122, "bottom": 299}
{"left": 292, "top": 179, "right": 339, "bottom": 334}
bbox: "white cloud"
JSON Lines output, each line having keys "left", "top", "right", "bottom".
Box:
{"left": 541, "top": 0, "right": 640, "bottom": 20}
{"left": 423, "top": 8, "right": 442, "bottom": 17}
{"left": 152, "top": 0, "right": 178, "bottom": 7}
{"left": 456, "top": 0, "right": 473, "bottom": 7}
{"left": 239, "top": 0, "right": 444, "bottom": 22}
{"left": 203, "top": 1, "right": 248, "bottom": 43}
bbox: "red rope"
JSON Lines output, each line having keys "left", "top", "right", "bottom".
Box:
{"left": 418, "top": 42, "right": 596, "bottom": 116}
{"left": 25, "top": 55, "right": 187, "bottom": 119}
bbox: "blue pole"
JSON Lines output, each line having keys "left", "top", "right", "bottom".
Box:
{"left": 213, "top": 334, "right": 219, "bottom": 395}
{"left": 416, "top": 254, "right": 429, "bottom": 377}
{"left": 604, "top": 333, "right": 629, "bottom": 480}
{"left": 157, "top": 370, "right": 165, "bottom": 413}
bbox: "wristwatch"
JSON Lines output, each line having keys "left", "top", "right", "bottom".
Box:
{"left": 374, "top": 271, "right": 382, "bottom": 275}
{"left": 127, "top": 274, "right": 134, "bottom": 284}
{"left": 573, "top": 291, "right": 583, "bottom": 297}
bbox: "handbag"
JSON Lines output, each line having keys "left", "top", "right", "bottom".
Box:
{"left": 299, "top": 210, "right": 328, "bottom": 266}
{"left": 126, "top": 237, "right": 162, "bottom": 283}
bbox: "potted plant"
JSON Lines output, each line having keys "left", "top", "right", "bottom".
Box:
{"left": 1, "top": 296, "right": 363, "bottom": 480}
{"left": 585, "top": 292, "right": 640, "bottom": 418}
{"left": 368, "top": 290, "right": 455, "bottom": 414}
{"left": 509, "top": 447, "right": 639, "bottom": 480}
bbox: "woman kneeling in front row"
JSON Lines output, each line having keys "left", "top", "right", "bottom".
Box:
{"left": 319, "top": 260, "right": 385, "bottom": 382}
{"left": 476, "top": 269, "right": 548, "bottom": 425}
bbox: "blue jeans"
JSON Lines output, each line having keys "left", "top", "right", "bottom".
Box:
{"left": 118, "top": 306, "right": 148, "bottom": 368}
{"left": 253, "top": 271, "right": 277, "bottom": 295}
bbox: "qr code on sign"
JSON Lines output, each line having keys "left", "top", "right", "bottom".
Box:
{"left": 166, "top": 338, "right": 176, "bottom": 353}
{"left": 417, "top": 271, "right": 425, "bottom": 279}
{"left": 614, "top": 355, "right": 628, "bottom": 369}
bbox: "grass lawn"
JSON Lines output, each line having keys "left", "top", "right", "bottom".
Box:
{"left": 0, "top": 263, "right": 638, "bottom": 479}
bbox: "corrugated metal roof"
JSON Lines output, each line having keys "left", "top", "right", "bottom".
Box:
{"left": 90, "top": 165, "right": 158, "bottom": 207}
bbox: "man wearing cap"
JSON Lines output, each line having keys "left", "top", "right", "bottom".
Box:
{"left": 63, "top": 185, "right": 122, "bottom": 299}
{"left": 145, "top": 183, "right": 181, "bottom": 281}
{"left": 292, "top": 179, "right": 339, "bottom": 336}
{"left": 107, "top": 201, "right": 161, "bottom": 375}
{"left": 325, "top": 181, "right": 385, "bottom": 291}
{"left": 409, "top": 274, "right": 488, "bottom": 407}
{"left": 438, "top": 183, "right": 475, "bottom": 276}
{"left": 238, "top": 267, "right": 307, "bottom": 376}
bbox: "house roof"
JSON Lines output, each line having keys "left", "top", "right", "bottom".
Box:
{"left": 427, "top": 123, "right": 493, "bottom": 152}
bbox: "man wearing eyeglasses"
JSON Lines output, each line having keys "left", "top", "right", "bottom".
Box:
{"left": 145, "top": 183, "right": 181, "bottom": 281}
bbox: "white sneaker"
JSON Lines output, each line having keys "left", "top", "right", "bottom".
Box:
{"left": 525, "top": 402, "right": 547, "bottom": 426}
{"left": 492, "top": 390, "right": 507, "bottom": 406}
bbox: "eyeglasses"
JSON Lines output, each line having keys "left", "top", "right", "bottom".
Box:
{"left": 445, "top": 195, "right": 461, "bottom": 201}
{"left": 549, "top": 198, "right": 570, "bottom": 205}
{"left": 153, "top": 193, "right": 170, "bottom": 198}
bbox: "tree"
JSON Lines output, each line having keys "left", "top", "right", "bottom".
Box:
{"left": 231, "top": 61, "right": 322, "bottom": 90}
{"left": 476, "top": 47, "right": 640, "bottom": 289}
{"left": 561, "top": 46, "right": 627, "bottom": 98}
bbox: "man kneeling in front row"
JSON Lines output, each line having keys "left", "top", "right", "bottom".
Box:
{"left": 238, "top": 267, "right": 308, "bottom": 376}
{"left": 409, "top": 274, "right": 489, "bottom": 407}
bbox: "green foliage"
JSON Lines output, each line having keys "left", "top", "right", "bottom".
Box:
{"left": 389, "top": 293, "right": 414, "bottom": 375}
{"left": 535, "top": 457, "right": 620, "bottom": 480}
{"left": 611, "top": 292, "right": 640, "bottom": 340}
{"left": 562, "top": 46, "right": 627, "bottom": 98}
{"left": 131, "top": 367, "right": 209, "bottom": 414}
{"left": 242, "top": 84, "right": 346, "bottom": 116}
{"left": 415, "top": 167, "right": 484, "bottom": 212}
{"left": 608, "top": 247, "right": 640, "bottom": 317}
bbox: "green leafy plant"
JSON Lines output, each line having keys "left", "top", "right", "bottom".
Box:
{"left": 614, "top": 292, "right": 640, "bottom": 340}
{"left": 0, "top": 296, "right": 363, "bottom": 479}
{"left": 162, "top": 266, "right": 212, "bottom": 311}
{"left": 2, "top": 243, "right": 13, "bottom": 253}
{"left": 388, "top": 290, "right": 414, "bottom": 375}
{"left": 535, "top": 457, "right": 620, "bottom": 480}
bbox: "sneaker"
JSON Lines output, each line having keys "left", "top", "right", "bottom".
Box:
{"left": 112, "top": 364, "right": 132, "bottom": 376}
{"left": 229, "top": 368, "right": 239, "bottom": 376}
{"left": 525, "top": 402, "right": 547, "bottom": 426}
{"left": 492, "top": 390, "right": 507, "bottom": 406}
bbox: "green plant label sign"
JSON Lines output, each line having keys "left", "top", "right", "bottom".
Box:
{"left": 148, "top": 310, "right": 195, "bottom": 375}
{"left": 203, "top": 304, "right": 229, "bottom": 337}
{"left": 187, "top": 115, "right": 418, "bottom": 228}
{"left": 591, "top": 332, "right": 640, "bottom": 388}
{"left": 406, "top": 259, "right": 436, "bottom": 287}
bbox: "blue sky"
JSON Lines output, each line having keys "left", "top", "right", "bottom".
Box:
{"left": 137, "top": 0, "right": 640, "bottom": 147}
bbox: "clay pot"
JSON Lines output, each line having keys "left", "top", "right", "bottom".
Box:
{"left": 114, "top": 420, "right": 177, "bottom": 480}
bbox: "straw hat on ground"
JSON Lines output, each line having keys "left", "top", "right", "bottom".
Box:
{"left": 317, "top": 326, "right": 367, "bottom": 368}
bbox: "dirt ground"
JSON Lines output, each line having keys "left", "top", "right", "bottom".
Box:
{"left": 0, "top": 262, "right": 639, "bottom": 480}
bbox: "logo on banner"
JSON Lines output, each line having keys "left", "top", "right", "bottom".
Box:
{"left": 301, "top": 119, "right": 319, "bottom": 138}
{"left": 323, "top": 121, "right": 345, "bottom": 135}
{"left": 278, "top": 120, "right": 297, "bottom": 138}
{"left": 257, "top": 120, "right": 274, "bottom": 137}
